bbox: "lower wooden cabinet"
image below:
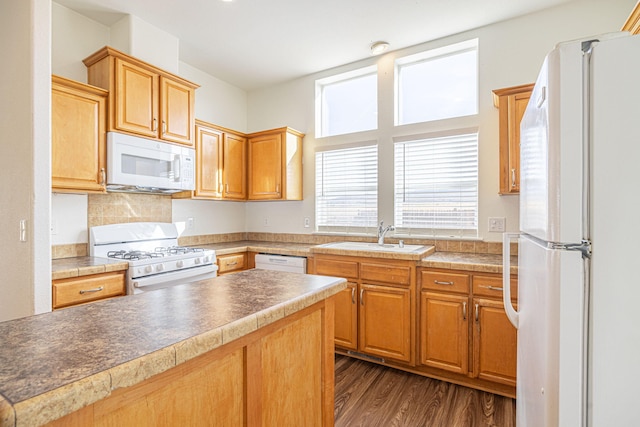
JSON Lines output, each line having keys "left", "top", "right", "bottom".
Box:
{"left": 359, "top": 283, "right": 412, "bottom": 362}
{"left": 314, "top": 255, "right": 415, "bottom": 365}
{"left": 420, "top": 291, "right": 469, "bottom": 374}
{"left": 217, "top": 252, "right": 248, "bottom": 275}
{"left": 52, "top": 271, "right": 126, "bottom": 309}
{"left": 334, "top": 282, "right": 358, "bottom": 350}
{"left": 419, "top": 268, "right": 518, "bottom": 395}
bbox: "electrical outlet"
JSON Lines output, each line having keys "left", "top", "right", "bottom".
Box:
{"left": 263, "top": 217, "right": 270, "bottom": 227}
{"left": 304, "top": 217, "right": 310, "bottom": 228}
{"left": 187, "top": 217, "right": 194, "bottom": 230}
{"left": 50, "top": 219, "right": 58, "bottom": 235}
{"left": 488, "top": 217, "right": 506, "bottom": 232}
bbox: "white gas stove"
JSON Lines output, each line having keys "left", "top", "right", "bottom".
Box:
{"left": 89, "top": 222, "right": 217, "bottom": 294}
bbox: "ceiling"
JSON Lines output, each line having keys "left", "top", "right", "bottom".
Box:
{"left": 55, "top": 0, "right": 574, "bottom": 91}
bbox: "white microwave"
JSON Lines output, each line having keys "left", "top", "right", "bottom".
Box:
{"left": 107, "top": 132, "right": 195, "bottom": 194}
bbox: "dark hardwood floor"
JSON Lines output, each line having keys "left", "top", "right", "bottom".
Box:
{"left": 334, "top": 355, "right": 516, "bottom": 427}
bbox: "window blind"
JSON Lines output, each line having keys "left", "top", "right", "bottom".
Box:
{"left": 315, "top": 145, "right": 378, "bottom": 233}
{"left": 394, "top": 133, "right": 478, "bottom": 237}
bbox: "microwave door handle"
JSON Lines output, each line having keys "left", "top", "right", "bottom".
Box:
{"left": 173, "top": 155, "right": 181, "bottom": 182}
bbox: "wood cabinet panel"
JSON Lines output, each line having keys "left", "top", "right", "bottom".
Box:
{"left": 420, "top": 270, "right": 470, "bottom": 294}
{"left": 51, "top": 75, "right": 107, "bottom": 193}
{"left": 52, "top": 271, "right": 125, "bottom": 309}
{"left": 492, "top": 84, "right": 534, "bottom": 195}
{"left": 160, "top": 76, "right": 195, "bottom": 145}
{"left": 420, "top": 291, "right": 469, "bottom": 374}
{"left": 115, "top": 58, "right": 158, "bottom": 138}
{"left": 360, "top": 262, "right": 411, "bottom": 286}
{"left": 247, "top": 127, "right": 303, "bottom": 200}
{"left": 84, "top": 46, "right": 198, "bottom": 146}
{"left": 222, "top": 133, "right": 247, "bottom": 199}
{"left": 315, "top": 258, "right": 359, "bottom": 278}
{"left": 472, "top": 274, "right": 518, "bottom": 300}
{"left": 194, "top": 124, "right": 223, "bottom": 198}
{"left": 359, "top": 283, "right": 412, "bottom": 362}
{"left": 217, "top": 253, "right": 247, "bottom": 275}
{"left": 473, "top": 297, "right": 517, "bottom": 387}
{"left": 334, "top": 282, "right": 358, "bottom": 350}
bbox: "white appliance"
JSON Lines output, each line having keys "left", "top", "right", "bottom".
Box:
{"left": 107, "top": 132, "right": 195, "bottom": 194}
{"left": 254, "top": 254, "right": 307, "bottom": 273}
{"left": 90, "top": 222, "right": 217, "bottom": 294}
{"left": 502, "top": 32, "right": 640, "bottom": 426}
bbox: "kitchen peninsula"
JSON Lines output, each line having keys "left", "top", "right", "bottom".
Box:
{"left": 0, "top": 270, "right": 346, "bottom": 427}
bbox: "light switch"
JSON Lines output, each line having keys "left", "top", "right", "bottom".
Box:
{"left": 488, "top": 217, "right": 506, "bottom": 232}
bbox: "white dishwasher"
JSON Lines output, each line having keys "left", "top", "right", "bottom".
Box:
{"left": 254, "top": 254, "right": 307, "bottom": 273}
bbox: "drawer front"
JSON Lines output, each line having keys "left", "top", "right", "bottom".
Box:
{"left": 53, "top": 271, "right": 126, "bottom": 308}
{"left": 360, "top": 262, "right": 411, "bottom": 286}
{"left": 218, "top": 253, "right": 247, "bottom": 273}
{"left": 420, "top": 270, "right": 470, "bottom": 294}
{"left": 315, "top": 258, "right": 359, "bottom": 279}
{"left": 472, "top": 274, "right": 518, "bottom": 301}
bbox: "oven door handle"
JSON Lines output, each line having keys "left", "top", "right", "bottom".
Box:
{"left": 131, "top": 265, "right": 218, "bottom": 291}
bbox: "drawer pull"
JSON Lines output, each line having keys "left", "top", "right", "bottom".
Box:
{"left": 480, "top": 285, "right": 503, "bottom": 292}
{"left": 79, "top": 286, "right": 104, "bottom": 294}
{"left": 434, "top": 280, "right": 454, "bottom": 286}
{"left": 226, "top": 261, "right": 238, "bottom": 266}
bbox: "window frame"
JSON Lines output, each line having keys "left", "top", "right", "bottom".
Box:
{"left": 315, "top": 65, "right": 378, "bottom": 138}
{"left": 394, "top": 38, "right": 479, "bottom": 126}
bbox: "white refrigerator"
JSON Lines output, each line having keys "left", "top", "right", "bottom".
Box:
{"left": 502, "top": 32, "right": 640, "bottom": 427}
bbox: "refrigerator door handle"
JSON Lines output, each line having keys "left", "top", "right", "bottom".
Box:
{"left": 502, "top": 232, "right": 520, "bottom": 328}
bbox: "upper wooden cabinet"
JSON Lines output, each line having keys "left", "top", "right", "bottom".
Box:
{"left": 248, "top": 127, "right": 304, "bottom": 200}
{"left": 492, "top": 83, "right": 534, "bottom": 195}
{"left": 51, "top": 75, "right": 108, "bottom": 193}
{"left": 174, "top": 120, "right": 247, "bottom": 200}
{"left": 622, "top": 1, "right": 640, "bottom": 34}
{"left": 83, "top": 46, "right": 198, "bottom": 146}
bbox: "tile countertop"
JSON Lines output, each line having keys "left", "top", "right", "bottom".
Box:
{"left": 51, "top": 257, "right": 129, "bottom": 281}
{"left": 196, "top": 240, "right": 315, "bottom": 257}
{"left": 0, "top": 270, "right": 346, "bottom": 427}
{"left": 419, "top": 251, "right": 519, "bottom": 275}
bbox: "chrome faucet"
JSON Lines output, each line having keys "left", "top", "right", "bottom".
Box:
{"left": 377, "top": 221, "right": 395, "bottom": 246}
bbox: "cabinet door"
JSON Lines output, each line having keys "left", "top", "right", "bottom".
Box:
{"left": 51, "top": 77, "right": 107, "bottom": 193}
{"left": 472, "top": 297, "right": 517, "bottom": 387}
{"left": 334, "top": 282, "right": 358, "bottom": 350}
{"left": 420, "top": 291, "right": 469, "bottom": 374}
{"left": 114, "top": 58, "right": 158, "bottom": 138}
{"left": 194, "top": 125, "right": 223, "bottom": 198}
{"left": 160, "top": 76, "right": 195, "bottom": 145}
{"left": 248, "top": 132, "right": 282, "bottom": 200}
{"left": 223, "top": 133, "right": 247, "bottom": 199}
{"left": 359, "top": 283, "right": 411, "bottom": 362}
{"left": 493, "top": 84, "right": 533, "bottom": 195}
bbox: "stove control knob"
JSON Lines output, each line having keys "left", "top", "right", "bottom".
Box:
{"left": 194, "top": 257, "right": 201, "bottom": 265}
{"left": 176, "top": 260, "right": 184, "bottom": 268}
{"left": 156, "top": 264, "right": 164, "bottom": 272}
{"left": 145, "top": 265, "right": 153, "bottom": 274}
{"left": 204, "top": 255, "right": 211, "bottom": 263}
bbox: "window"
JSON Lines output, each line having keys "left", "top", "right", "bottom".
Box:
{"left": 396, "top": 39, "right": 478, "bottom": 125}
{"left": 394, "top": 133, "right": 478, "bottom": 237}
{"left": 315, "top": 145, "right": 378, "bottom": 233}
{"left": 315, "top": 66, "right": 377, "bottom": 138}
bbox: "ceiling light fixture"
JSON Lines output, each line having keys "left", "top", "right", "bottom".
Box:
{"left": 370, "top": 41, "right": 389, "bottom": 56}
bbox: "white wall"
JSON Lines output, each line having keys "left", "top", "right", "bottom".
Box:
{"left": 246, "top": 0, "right": 634, "bottom": 241}
{"left": 0, "top": 0, "right": 51, "bottom": 321}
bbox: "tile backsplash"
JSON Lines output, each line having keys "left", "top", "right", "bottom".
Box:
{"left": 88, "top": 193, "right": 172, "bottom": 227}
